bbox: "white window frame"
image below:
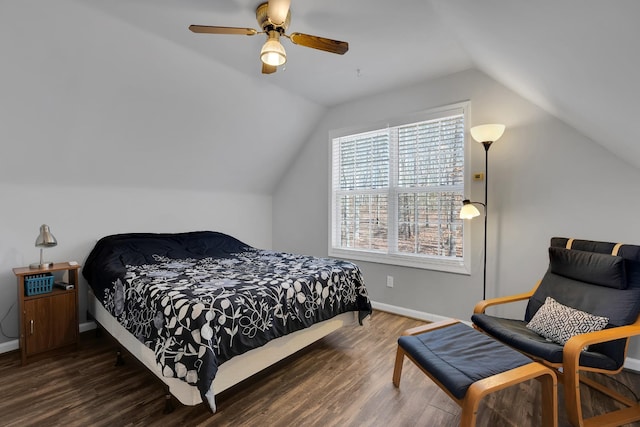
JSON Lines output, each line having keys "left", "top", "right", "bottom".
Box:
{"left": 328, "top": 101, "right": 472, "bottom": 274}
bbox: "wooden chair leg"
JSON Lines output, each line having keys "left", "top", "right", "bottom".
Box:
{"left": 392, "top": 345, "right": 405, "bottom": 387}
{"left": 565, "top": 369, "right": 640, "bottom": 427}
{"left": 564, "top": 364, "right": 584, "bottom": 426}
{"left": 538, "top": 371, "right": 558, "bottom": 427}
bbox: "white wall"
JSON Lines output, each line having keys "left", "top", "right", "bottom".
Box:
{"left": 0, "top": 1, "right": 282, "bottom": 348}
{"left": 273, "top": 68, "right": 640, "bottom": 359}
{"left": 0, "top": 0, "right": 324, "bottom": 195}
{"left": 0, "top": 183, "right": 272, "bottom": 345}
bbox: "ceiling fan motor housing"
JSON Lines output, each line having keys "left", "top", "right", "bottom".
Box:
{"left": 256, "top": 2, "right": 290, "bottom": 34}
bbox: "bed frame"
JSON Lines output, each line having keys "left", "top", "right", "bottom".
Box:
{"left": 87, "top": 290, "right": 358, "bottom": 408}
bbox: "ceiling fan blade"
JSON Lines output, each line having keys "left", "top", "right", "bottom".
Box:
{"left": 267, "top": 0, "right": 291, "bottom": 26}
{"left": 189, "top": 25, "right": 258, "bottom": 36}
{"left": 289, "top": 32, "right": 348, "bottom": 55}
{"left": 262, "top": 62, "right": 277, "bottom": 74}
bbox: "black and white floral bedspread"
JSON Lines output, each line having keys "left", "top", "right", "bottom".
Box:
{"left": 97, "top": 247, "right": 371, "bottom": 410}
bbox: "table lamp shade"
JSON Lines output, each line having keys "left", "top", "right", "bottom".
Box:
{"left": 30, "top": 224, "right": 57, "bottom": 269}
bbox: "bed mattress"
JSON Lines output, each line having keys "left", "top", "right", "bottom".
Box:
{"left": 83, "top": 231, "right": 371, "bottom": 410}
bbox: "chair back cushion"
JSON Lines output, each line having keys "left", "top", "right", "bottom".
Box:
{"left": 524, "top": 237, "right": 640, "bottom": 367}
{"left": 549, "top": 247, "right": 627, "bottom": 289}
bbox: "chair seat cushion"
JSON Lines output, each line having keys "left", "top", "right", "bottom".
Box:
{"left": 471, "top": 313, "right": 620, "bottom": 371}
{"left": 397, "top": 322, "right": 532, "bottom": 400}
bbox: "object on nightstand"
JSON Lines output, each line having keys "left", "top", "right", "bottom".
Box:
{"left": 29, "top": 224, "right": 58, "bottom": 269}
{"left": 54, "top": 281, "right": 74, "bottom": 291}
{"left": 24, "top": 273, "right": 54, "bottom": 296}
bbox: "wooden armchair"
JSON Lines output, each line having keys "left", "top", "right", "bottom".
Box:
{"left": 472, "top": 237, "right": 640, "bottom": 427}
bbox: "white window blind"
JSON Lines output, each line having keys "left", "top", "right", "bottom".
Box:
{"left": 330, "top": 103, "right": 470, "bottom": 273}
{"left": 334, "top": 130, "right": 389, "bottom": 251}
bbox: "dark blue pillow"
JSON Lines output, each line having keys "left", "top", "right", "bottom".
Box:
{"left": 549, "top": 247, "right": 627, "bottom": 290}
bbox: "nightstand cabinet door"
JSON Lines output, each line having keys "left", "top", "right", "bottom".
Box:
{"left": 24, "top": 291, "right": 77, "bottom": 356}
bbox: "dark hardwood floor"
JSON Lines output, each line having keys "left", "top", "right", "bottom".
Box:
{"left": 1, "top": 311, "right": 639, "bottom": 426}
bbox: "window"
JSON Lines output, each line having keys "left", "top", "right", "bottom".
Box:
{"left": 329, "top": 102, "right": 471, "bottom": 273}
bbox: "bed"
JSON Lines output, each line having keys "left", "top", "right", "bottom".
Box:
{"left": 82, "top": 231, "right": 372, "bottom": 412}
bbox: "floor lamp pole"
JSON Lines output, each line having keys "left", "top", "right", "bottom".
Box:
{"left": 482, "top": 142, "right": 492, "bottom": 301}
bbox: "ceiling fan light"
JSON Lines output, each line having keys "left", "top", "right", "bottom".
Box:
{"left": 260, "top": 38, "right": 286, "bottom": 66}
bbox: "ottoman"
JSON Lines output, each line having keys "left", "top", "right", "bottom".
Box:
{"left": 392, "top": 319, "right": 557, "bottom": 426}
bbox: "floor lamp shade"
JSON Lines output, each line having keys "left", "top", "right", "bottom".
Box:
{"left": 470, "top": 124, "right": 505, "bottom": 144}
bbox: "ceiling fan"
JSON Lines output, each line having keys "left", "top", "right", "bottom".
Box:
{"left": 189, "top": 0, "right": 349, "bottom": 74}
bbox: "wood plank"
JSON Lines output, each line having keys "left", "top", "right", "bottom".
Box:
{"left": 0, "top": 310, "right": 638, "bottom": 426}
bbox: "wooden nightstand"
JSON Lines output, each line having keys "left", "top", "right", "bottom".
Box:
{"left": 13, "top": 262, "right": 80, "bottom": 365}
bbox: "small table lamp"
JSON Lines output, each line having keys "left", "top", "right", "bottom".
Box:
{"left": 30, "top": 224, "right": 58, "bottom": 269}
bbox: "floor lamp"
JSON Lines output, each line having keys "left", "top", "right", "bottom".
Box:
{"left": 460, "top": 124, "right": 506, "bottom": 300}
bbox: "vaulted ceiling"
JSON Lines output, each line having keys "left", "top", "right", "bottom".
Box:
{"left": 2, "top": 1, "right": 638, "bottom": 194}
{"left": 83, "top": 0, "right": 474, "bottom": 107}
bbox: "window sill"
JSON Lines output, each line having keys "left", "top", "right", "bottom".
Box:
{"left": 328, "top": 248, "right": 470, "bottom": 274}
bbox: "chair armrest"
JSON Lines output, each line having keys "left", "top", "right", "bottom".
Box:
{"left": 561, "top": 318, "right": 640, "bottom": 425}
{"left": 564, "top": 320, "right": 640, "bottom": 364}
{"left": 473, "top": 281, "right": 541, "bottom": 314}
{"left": 401, "top": 318, "right": 460, "bottom": 336}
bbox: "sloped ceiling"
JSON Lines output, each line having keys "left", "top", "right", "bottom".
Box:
{"left": 1, "top": 1, "right": 638, "bottom": 194}
{"left": 429, "top": 0, "right": 640, "bottom": 171}
{"left": 82, "top": 0, "right": 473, "bottom": 106}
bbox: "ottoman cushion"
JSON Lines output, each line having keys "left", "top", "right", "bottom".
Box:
{"left": 398, "top": 322, "right": 532, "bottom": 399}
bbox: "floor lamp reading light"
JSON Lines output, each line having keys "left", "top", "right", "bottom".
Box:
{"left": 460, "top": 124, "right": 506, "bottom": 300}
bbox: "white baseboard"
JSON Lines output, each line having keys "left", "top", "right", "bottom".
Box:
{"left": 0, "top": 339, "right": 18, "bottom": 354}
{"left": 0, "top": 321, "right": 97, "bottom": 355}
{"left": 80, "top": 321, "right": 97, "bottom": 333}
{"left": 371, "top": 300, "right": 639, "bottom": 373}
{"left": 371, "top": 300, "right": 471, "bottom": 326}
{"left": 624, "top": 357, "right": 640, "bottom": 372}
